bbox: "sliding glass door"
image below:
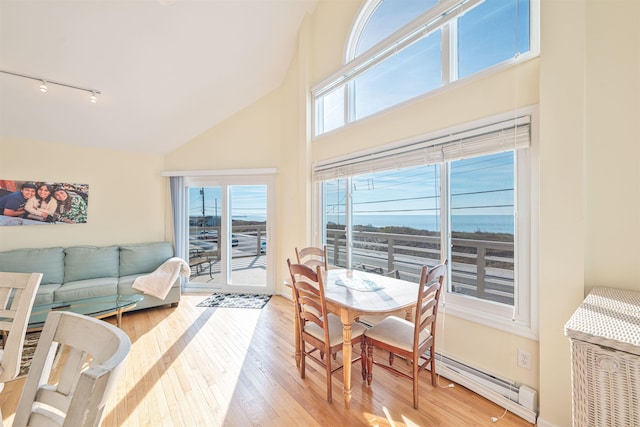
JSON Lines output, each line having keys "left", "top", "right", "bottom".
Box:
{"left": 230, "top": 185, "right": 268, "bottom": 287}
{"left": 184, "top": 174, "right": 274, "bottom": 294}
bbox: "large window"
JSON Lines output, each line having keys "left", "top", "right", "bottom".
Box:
{"left": 458, "top": 0, "right": 530, "bottom": 78}
{"left": 354, "top": 30, "right": 442, "bottom": 120}
{"left": 313, "top": 0, "right": 537, "bottom": 136}
{"left": 450, "top": 152, "right": 515, "bottom": 305}
{"left": 324, "top": 165, "right": 441, "bottom": 274}
{"left": 314, "top": 112, "right": 536, "bottom": 338}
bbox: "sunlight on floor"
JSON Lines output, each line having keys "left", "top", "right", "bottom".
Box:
{"left": 104, "top": 303, "right": 263, "bottom": 426}
{"left": 193, "top": 308, "right": 262, "bottom": 421}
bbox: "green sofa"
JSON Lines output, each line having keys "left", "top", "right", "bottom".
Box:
{"left": 0, "top": 241, "right": 181, "bottom": 310}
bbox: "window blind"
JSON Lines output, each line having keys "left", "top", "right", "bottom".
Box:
{"left": 313, "top": 115, "right": 530, "bottom": 182}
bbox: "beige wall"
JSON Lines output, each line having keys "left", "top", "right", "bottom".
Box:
{"left": 584, "top": 0, "right": 640, "bottom": 292}
{"left": 166, "top": 90, "right": 283, "bottom": 171}
{"left": 308, "top": 0, "right": 361, "bottom": 84}
{"left": 538, "top": 1, "right": 586, "bottom": 425}
{"left": 537, "top": 0, "right": 640, "bottom": 425}
{"left": 0, "top": 137, "right": 168, "bottom": 250}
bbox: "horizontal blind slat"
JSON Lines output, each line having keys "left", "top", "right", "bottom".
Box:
{"left": 313, "top": 116, "right": 530, "bottom": 182}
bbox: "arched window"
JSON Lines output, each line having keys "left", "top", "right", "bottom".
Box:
{"left": 313, "top": 0, "right": 537, "bottom": 136}
{"left": 349, "top": 0, "right": 437, "bottom": 58}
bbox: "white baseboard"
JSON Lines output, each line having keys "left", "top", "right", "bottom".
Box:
{"left": 535, "top": 416, "right": 562, "bottom": 427}
{"left": 437, "top": 363, "right": 538, "bottom": 424}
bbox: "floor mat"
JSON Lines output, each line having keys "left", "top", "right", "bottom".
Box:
{"left": 196, "top": 293, "right": 271, "bottom": 309}
{"left": 0, "top": 331, "right": 40, "bottom": 378}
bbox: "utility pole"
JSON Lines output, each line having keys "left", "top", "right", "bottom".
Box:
{"left": 200, "top": 188, "right": 206, "bottom": 227}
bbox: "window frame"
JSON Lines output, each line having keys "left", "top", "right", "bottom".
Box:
{"left": 312, "top": 0, "right": 540, "bottom": 137}
{"left": 312, "top": 108, "right": 539, "bottom": 340}
{"left": 442, "top": 146, "right": 537, "bottom": 339}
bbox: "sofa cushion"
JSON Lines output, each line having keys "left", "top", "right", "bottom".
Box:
{"left": 54, "top": 277, "right": 118, "bottom": 301}
{"left": 0, "top": 247, "right": 64, "bottom": 285}
{"left": 64, "top": 245, "right": 119, "bottom": 282}
{"left": 119, "top": 242, "right": 174, "bottom": 276}
{"left": 33, "top": 284, "right": 62, "bottom": 305}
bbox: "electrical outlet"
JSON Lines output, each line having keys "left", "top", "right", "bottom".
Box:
{"left": 518, "top": 349, "right": 532, "bottom": 369}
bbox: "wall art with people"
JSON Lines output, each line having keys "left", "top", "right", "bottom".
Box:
{"left": 0, "top": 179, "right": 89, "bottom": 226}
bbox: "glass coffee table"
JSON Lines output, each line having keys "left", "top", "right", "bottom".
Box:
{"left": 28, "top": 294, "right": 143, "bottom": 331}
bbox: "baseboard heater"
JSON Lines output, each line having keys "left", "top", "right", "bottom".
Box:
{"left": 434, "top": 353, "right": 538, "bottom": 424}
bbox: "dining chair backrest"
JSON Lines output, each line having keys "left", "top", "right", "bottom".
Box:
{"left": 287, "top": 259, "right": 329, "bottom": 347}
{"left": 295, "top": 245, "right": 328, "bottom": 271}
{"left": 413, "top": 261, "right": 447, "bottom": 355}
{"left": 0, "top": 272, "right": 42, "bottom": 387}
{"left": 13, "top": 311, "right": 132, "bottom": 427}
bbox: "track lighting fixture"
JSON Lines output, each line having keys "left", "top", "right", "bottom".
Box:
{"left": 0, "top": 70, "right": 101, "bottom": 104}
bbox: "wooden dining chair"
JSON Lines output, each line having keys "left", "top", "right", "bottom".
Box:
{"left": 13, "top": 311, "right": 132, "bottom": 427}
{"left": 287, "top": 259, "right": 366, "bottom": 403}
{"left": 295, "top": 245, "right": 328, "bottom": 270}
{"left": 0, "top": 272, "right": 42, "bottom": 391}
{"left": 364, "top": 260, "right": 447, "bottom": 409}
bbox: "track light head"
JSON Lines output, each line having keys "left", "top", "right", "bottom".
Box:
{"left": 1, "top": 70, "right": 101, "bottom": 104}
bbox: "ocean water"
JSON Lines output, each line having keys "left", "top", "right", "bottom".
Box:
{"left": 233, "top": 214, "right": 514, "bottom": 234}
{"left": 327, "top": 214, "right": 514, "bottom": 234}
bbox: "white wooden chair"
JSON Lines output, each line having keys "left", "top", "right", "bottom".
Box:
{"left": 13, "top": 311, "right": 132, "bottom": 427}
{"left": 0, "top": 272, "right": 42, "bottom": 390}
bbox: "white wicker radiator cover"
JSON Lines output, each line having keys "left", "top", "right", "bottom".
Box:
{"left": 564, "top": 287, "right": 640, "bottom": 427}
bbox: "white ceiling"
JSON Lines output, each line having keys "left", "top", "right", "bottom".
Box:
{"left": 0, "top": 0, "right": 317, "bottom": 155}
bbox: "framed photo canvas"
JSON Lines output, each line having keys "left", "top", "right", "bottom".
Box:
{"left": 0, "top": 179, "right": 89, "bottom": 226}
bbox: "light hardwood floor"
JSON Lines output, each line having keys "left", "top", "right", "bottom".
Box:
{"left": 1, "top": 294, "right": 534, "bottom": 426}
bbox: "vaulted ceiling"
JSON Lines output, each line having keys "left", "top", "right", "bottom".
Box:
{"left": 0, "top": 0, "right": 317, "bottom": 154}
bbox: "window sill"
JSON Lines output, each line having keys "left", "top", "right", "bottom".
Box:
{"left": 442, "top": 300, "right": 538, "bottom": 341}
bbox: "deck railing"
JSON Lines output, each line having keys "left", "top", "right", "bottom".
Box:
{"left": 326, "top": 229, "right": 515, "bottom": 306}
{"left": 188, "top": 225, "right": 515, "bottom": 305}
{"left": 189, "top": 225, "right": 267, "bottom": 259}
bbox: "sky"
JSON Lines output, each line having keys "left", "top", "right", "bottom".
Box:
{"left": 325, "top": 151, "right": 514, "bottom": 218}
{"left": 322, "top": 0, "right": 529, "bottom": 132}
{"left": 188, "top": 185, "right": 267, "bottom": 221}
